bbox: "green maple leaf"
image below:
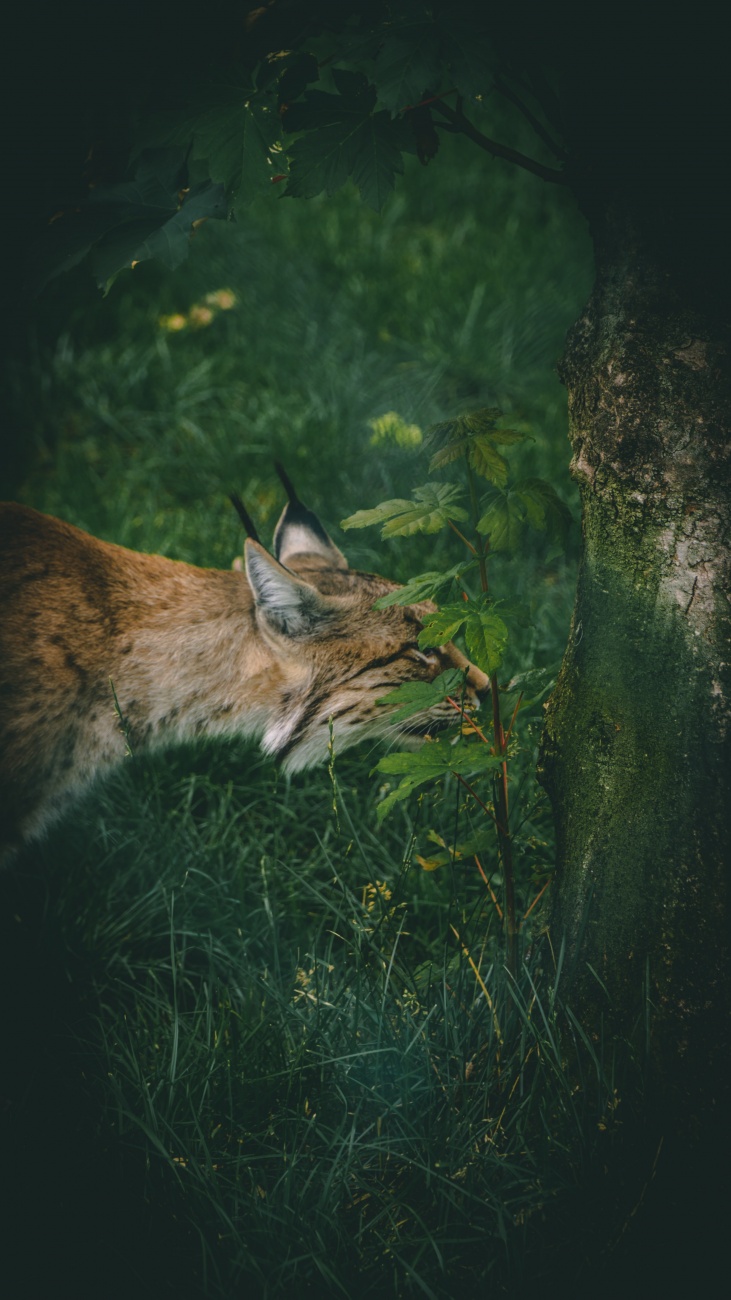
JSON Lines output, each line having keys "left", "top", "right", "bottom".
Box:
{"left": 136, "top": 81, "right": 280, "bottom": 212}
{"left": 91, "top": 179, "right": 226, "bottom": 287}
{"left": 377, "top": 669, "right": 465, "bottom": 723}
{"left": 373, "top": 563, "right": 472, "bottom": 608}
{"left": 29, "top": 152, "right": 226, "bottom": 294}
{"left": 341, "top": 483, "right": 467, "bottom": 537}
{"left": 285, "top": 82, "right": 405, "bottom": 210}
{"left": 192, "top": 99, "right": 279, "bottom": 210}
{"left": 374, "top": 30, "right": 443, "bottom": 113}
{"left": 440, "top": 18, "right": 497, "bottom": 100}
{"left": 504, "top": 663, "right": 559, "bottom": 708}
{"left": 467, "top": 437, "right": 510, "bottom": 487}
{"left": 375, "top": 738, "right": 502, "bottom": 821}
{"left": 513, "top": 478, "right": 573, "bottom": 548}
{"left": 428, "top": 409, "right": 526, "bottom": 486}
{"left": 464, "top": 610, "right": 509, "bottom": 675}
{"left": 417, "top": 602, "right": 470, "bottom": 649}
{"left": 284, "top": 80, "right": 372, "bottom": 133}
{"left": 477, "top": 490, "right": 526, "bottom": 552}
{"left": 349, "top": 112, "right": 406, "bottom": 210}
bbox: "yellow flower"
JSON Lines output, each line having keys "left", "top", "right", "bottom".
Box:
{"left": 188, "top": 305, "right": 214, "bottom": 329}
{"left": 158, "top": 313, "right": 187, "bottom": 332}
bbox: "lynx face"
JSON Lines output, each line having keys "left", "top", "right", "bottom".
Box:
{"left": 247, "top": 544, "right": 487, "bottom": 773}
{"left": 0, "top": 488, "right": 489, "bottom": 856}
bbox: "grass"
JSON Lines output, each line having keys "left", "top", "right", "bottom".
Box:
{"left": 5, "top": 759, "right": 646, "bottom": 1298}
{"left": 0, "top": 124, "right": 670, "bottom": 1297}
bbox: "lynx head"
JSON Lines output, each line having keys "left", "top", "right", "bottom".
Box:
{"left": 241, "top": 484, "right": 489, "bottom": 772}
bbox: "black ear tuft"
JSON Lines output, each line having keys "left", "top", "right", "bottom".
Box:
{"left": 272, "top": 466, "right": 348, "bottom": 569}
{"left": 274, "top": 461, "right": 299, "bottom": 505}
{"left": 229, "top": 492, "right": 260, "bottom": 544}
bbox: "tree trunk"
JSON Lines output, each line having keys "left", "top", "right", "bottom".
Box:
{"left": 540, "top": 201, "right": 731, "bottom": 1099}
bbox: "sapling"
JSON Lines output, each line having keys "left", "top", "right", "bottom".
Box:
{"left": 342, "top": 408, "right": 571, "bottom": 975}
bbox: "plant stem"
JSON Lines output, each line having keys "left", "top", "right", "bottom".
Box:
{"left": 446, "top": 518, "right": 478, "bottom": 553}
{"left": 467, "top": 470, "right": 489, "bottom": 592}
{"left": 466, "top": 460, "right": 518, "bottom": 977}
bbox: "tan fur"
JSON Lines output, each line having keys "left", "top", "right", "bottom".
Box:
{"left": 0, "top": 501, "right": 488, "bottom": 858}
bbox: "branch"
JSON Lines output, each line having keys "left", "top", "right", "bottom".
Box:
{"left": 432, "top": 99, "right": 566, "bottom": 186}
{"left": 493, "top": 78, "right": 567, "bottom": 161}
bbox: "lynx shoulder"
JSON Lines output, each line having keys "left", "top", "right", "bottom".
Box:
{"left": 0, "top": 488, "right": 488, "bottom": 858}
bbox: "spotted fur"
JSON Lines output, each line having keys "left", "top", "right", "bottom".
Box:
{"left": 0, "top": 496, "right": 488, "bottom": 858}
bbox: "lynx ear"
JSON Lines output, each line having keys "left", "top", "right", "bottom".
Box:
{"left": 244, "top": 540, "right": 335, "bottom": 638}
{"left": 273, "top": 501, "right": 349, "bottom": 569}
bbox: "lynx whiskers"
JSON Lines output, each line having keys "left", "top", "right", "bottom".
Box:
{"left": 0, "top": 477, "right": 488, "bottom": 858}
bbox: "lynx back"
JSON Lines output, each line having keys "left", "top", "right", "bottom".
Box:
{"left": 0, "top": 489, "right": 488, "bottom": 858}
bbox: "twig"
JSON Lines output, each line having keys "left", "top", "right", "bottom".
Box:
{"left": 446, "top": 518, "right": 478, "bottom": 553}
{"left": 455, "top": 772, "right": 505, "bottom": 834}
{"left": 473, "top": 854, "right": 503, "bottom": 919}
{"left": 523, "top": 878, "right": 551, "bottom": 921}
{"left": 432, "top": 98, "right": 566, "bottom": 185}
{"left": 446, "top": 696, "right": 492, "bottom": 746}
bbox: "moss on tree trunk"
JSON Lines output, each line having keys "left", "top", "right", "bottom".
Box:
{"left": 540, "top": 203, "right": 731, "bottom": 1093}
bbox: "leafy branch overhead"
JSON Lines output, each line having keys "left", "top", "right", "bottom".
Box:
{"left": 33, "top": 4, "right": 567, "bottom": 291}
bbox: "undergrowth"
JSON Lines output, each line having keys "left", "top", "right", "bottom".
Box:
{"left": 5, "top": 752, "right": 648, "bottom": 1299}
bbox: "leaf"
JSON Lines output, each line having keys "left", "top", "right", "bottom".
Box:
{"left": 194, "top": 100, "right": 280, "bottom": 211}
{"left": 373, "top": 562, "right": 472, "bottom": 608}
{"left": 476, "top": 491, "right": 526, "bottom": 552}
{"left": 464, "top": 610, "right": 509, "bottom": 675}
{"left": 377, "top": 669, "right": 465, "bottom": 724}
{"left": 378, "top": 738, "right": 499, "bottom": 779}
{"left": 417, "top": 602, "right": 470, "bottom": 649}
{"left": 427, "top": 408, "right": 524, "bottom": 485}
{"left": 415, "top": 853, "right": 449, "bottom": 871}
{"left": 428, "top": 407, "right": 500, "bottom": 453}
{"left": 467, "top": 437, "right": 510, "bottom": 486}
{"left": 349, "top": 113, "right": 407, "bottom": 211}
{"left": 284, "top": 79, "right": 375, "bottom": 133}
{"left": 374, "top": 30, "right": 443, "bottom": 113}
{"left": 88, "top": 148, "right": 178, "bottom": 206}
{"left": 375, "top": 738, "right": 502, "bottom": 821}
{"left": 136, "top": 82, "right": 280, "bottom": 213}
{"left": 29, "top": 152, "right": 227, "bottom": 295}
{"left": 91, "top": 180, "right": 226, "bottom": 288}
{"left": 341, "top": 482, "right": 467, "bottom": 537}
{"left": 513, "top": 478, "right": 573, "bottom": 548}
{"left": 439, "top": 18, "right": 497, "bottom": 100}
{"left": 490, "top": 598, "right": 532, "bottom": 628}
{"left": 416, "top": 829, "right": 495, "bottom": 871}
{"left": 284, "top": 80, "right": 405, "bottom": 210}
{"left": 504, "top": 663, "right": 559, "bottom": 708}
{"left": 276, "top": 53, "right": 320, "bottom": 107}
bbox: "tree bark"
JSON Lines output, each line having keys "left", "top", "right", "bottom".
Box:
{"left": 540, "top": 201, "right": 731, "bottom": 1098}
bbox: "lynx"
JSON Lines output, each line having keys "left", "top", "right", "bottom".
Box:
{"left": 0, "top": 478, "right": 489, "bottom": 859}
